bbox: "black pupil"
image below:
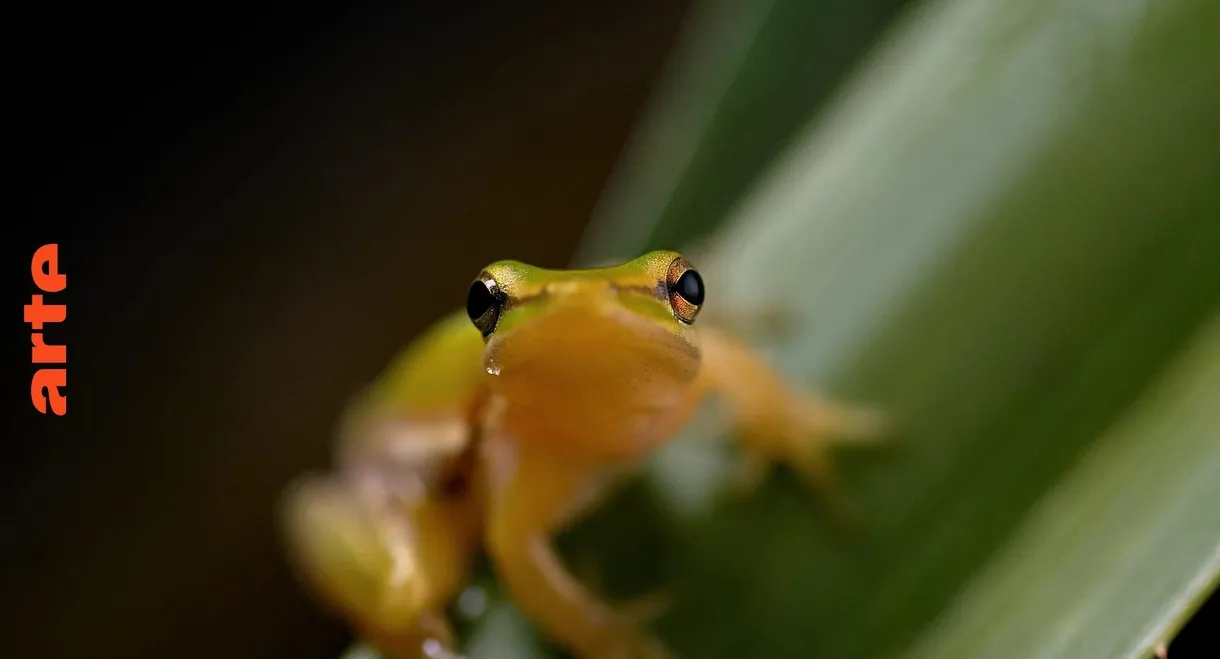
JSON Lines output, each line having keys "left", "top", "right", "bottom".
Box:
{"left": 675, "top": 269, "right": 705, "bottom": 306}
{"left": 466, "top": 281, "right": 497, "bottom": 321}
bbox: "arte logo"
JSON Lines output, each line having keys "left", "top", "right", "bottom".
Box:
{"left": 25, "top": 244, "right": 67, "bottom": 415}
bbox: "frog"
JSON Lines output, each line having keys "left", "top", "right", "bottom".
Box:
{"left": 280, "top": 250, "right": 890, "bottom": 659}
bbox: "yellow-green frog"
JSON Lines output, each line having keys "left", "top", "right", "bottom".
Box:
{"left": 281, "top": 250, "right": 888, "bottom": 659}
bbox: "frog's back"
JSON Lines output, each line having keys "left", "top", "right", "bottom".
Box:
{"left": 280, "top": 311, "right": 491, "bottom": 655}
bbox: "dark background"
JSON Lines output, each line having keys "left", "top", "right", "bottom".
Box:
{"left": 5, "top": 2, "right": 1216, "bottom": 658}
{"left": 7, "top": 2, "right": 690, "bottom": 658}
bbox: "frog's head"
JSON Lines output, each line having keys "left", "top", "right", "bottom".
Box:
{"left": 465, "top": 250, "right": 705, "bottom": 418}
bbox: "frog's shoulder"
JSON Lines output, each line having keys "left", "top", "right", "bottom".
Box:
{"left": 367, "top": 310, "right": 486, "bottom": 414}
{"left": 333, "top": 309, "right": 487, "bottom": 483}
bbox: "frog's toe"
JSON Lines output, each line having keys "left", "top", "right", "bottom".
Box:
{"left": 725, "top": 451, "right": 770, "bottom": 496}
{"left": 793, "top": 397, "right": 895, "bottom": 448}
{"left": 618, "top": 588, "right": 673, "bottom": 626}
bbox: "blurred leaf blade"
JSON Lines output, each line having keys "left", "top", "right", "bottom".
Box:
{"left": 341, "top": 0, "right": 1220, "bottom": 655}
{"left": 905, "top": 312, "right": 1220, "bottom": 659}
{"left": 578, "top": 0, "right": 916, "bottom": 265}
{"left": 580, "top": 0, "right": 1220, "bottom": 656}
{"left": 576, "top": 0, "right": 775, "bottom": 264}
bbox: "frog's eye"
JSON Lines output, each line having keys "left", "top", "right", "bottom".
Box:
{"left": 467, "top": 275, "right": 505, "bottom": 337}
{"left": 665, "top": 257, "right": 704, "bottom": 324}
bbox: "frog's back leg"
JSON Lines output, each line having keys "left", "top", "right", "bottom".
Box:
{"left": 281, "top": 472, "right": 474, "bottom": 658}
{"left": 281, "top": 310, "right": 489, "bottom": 658}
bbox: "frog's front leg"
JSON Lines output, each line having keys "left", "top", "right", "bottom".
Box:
{"left": 483, "top": 437, "right": 672, "bottom": 659}
{"left": 696, "top": 325, "right": 893, "bottom": 521}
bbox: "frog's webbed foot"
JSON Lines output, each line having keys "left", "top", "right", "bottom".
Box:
{"left": 697, "top": 327, "right": 896, "bottom": 530}
{"left": 740, "top": 398, "right": 893, "bottom": 531}
{"left": 280, "top": 473, "right": 470, "bottom": 658}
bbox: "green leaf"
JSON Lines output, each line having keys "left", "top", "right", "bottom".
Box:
{"left": 345, "top": 0, "right": 1220, "bottom": 656}
{"left": 577, "top": 0, "right": 916, "bottom": 264}
{"left": 905, "top": 312, "right": 1220, "bottom": 659}
{"left": 579, "top": 0, "right": 1220, "bottom": 657}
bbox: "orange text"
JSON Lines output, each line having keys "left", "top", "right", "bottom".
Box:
{"left": 26, "top": 243, "right": 67, "bottom": 415}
